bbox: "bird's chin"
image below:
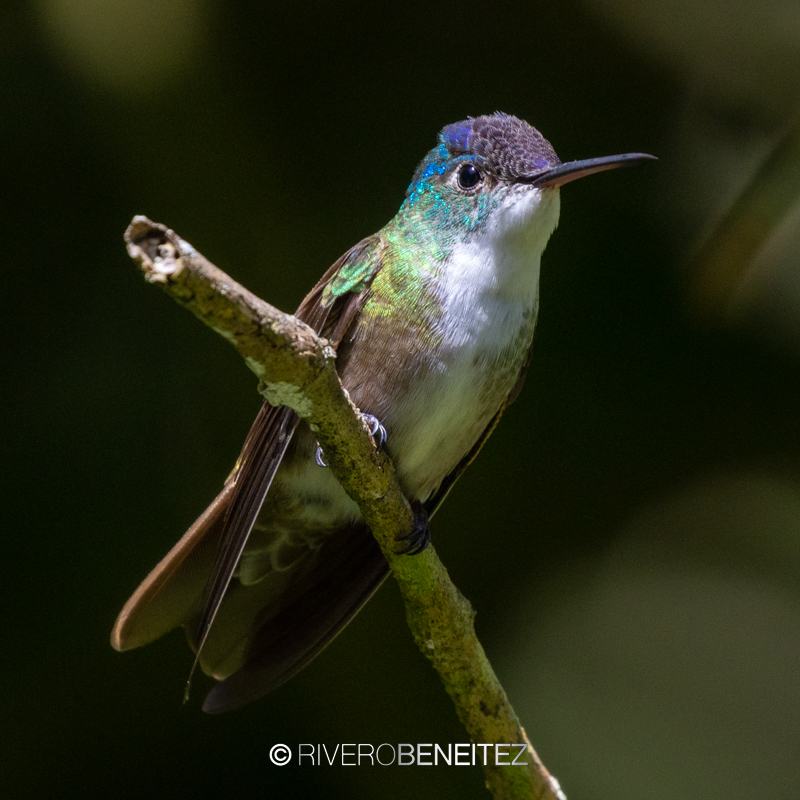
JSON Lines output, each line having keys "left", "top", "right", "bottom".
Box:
{"left": 490, "top": 184, "right": 561, "bottom": 249}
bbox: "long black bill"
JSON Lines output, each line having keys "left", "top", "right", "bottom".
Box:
{"left": 522, "top": 153, "right": 656, "bottom": 188}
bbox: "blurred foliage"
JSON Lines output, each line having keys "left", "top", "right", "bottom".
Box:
{"left": 3, "top": 0, "right": 800, "bottom": 798}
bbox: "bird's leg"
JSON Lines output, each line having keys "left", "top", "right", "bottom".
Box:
{"left": 315, "top": 413, "right": 387, "bottom": 468}
{"left": 395, "top": 501, "right": 431, "bottom": 556}
{"left": 361, "top": 414, "right": 387, "bottom": 450}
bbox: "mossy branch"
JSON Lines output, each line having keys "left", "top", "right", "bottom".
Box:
{"left": 124, "top": 216, "right": 566, "bottom": 800}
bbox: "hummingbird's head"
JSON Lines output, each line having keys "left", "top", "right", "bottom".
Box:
{"left": 402, "top": 112, "right": 654, "bottom": 249}
{"left": 437, "top": 113, "right": 561, "bottom": 184}
{"left": 405, "top": 113, "right": 558, "bottom": 226}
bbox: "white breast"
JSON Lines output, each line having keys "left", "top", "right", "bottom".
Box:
{"left": 391, "top": 187, "right": 562, "bottom": 499}
{"left": 439, "top": 186, "right": 559, "bottom": 343}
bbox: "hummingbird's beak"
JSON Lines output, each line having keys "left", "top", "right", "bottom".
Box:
{"left": 522, "top": 153, "right": 657, "bottom": 188}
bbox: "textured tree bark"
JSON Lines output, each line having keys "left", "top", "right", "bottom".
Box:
{"left": 124, "top": 216, "right": 566, "bottom": 800}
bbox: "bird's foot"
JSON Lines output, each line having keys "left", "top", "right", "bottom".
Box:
{"left": 315, "top": 412, "right": 387, "bottom": 468}
{"left": 395, "top": 501, "right": 431, "bottom": 556}
{"left": 362, "top": 414, "right": 388, "bottom": 450}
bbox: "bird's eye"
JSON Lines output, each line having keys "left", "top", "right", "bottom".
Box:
{"left": 457, "top": 163, "right": 482, "bottom": 190}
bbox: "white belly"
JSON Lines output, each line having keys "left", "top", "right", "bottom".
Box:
{"left": 387, "top": 291, "right": 538, "bottom": 500}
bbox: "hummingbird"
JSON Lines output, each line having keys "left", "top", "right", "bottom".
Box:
{"left": 112, "top": 113, "right": 654, "bottom": 713}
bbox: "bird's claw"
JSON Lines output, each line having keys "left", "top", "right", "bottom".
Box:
{"left": 395, "top": 501, "right": 431, "bottom": 556}
{"left": 362, "top": 414, "right": 387, "bottom": 451}
{"left": 315, "top": 412, "right": 387, "bottom": 468}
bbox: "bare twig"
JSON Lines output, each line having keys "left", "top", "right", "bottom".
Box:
{"left": 125, "top": 216, "right": 566, "bottom": 800}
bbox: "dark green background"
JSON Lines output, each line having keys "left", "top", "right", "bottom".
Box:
{"left": 4, "top": 1, "right": 800, "bottom": 798}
